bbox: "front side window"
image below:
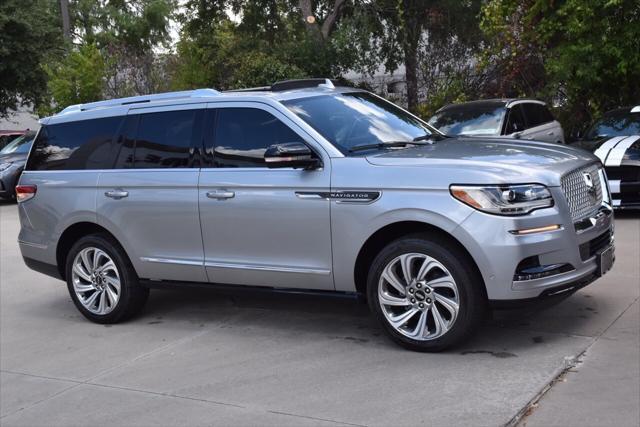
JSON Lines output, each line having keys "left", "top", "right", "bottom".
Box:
{"left": 428, "top": 104, "right": 505, "bottom": 137}
{"left": 284, "top": 92, "right": 434, "bottom": 154}
{"left": 213, "top": 108, "right": 304, "bottom": 168}
{"left": 504, "top": 105, "right": 526, "bottom": 134}
{"left": 585, "top": 110, "right": 640, "bottom": 139}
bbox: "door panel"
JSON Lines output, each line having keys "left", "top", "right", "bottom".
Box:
{"left": 97, "top": 169, "right": 206, "bottom": 282}
{"left": 199, "top": 103, "right": 334, "bottom": 290}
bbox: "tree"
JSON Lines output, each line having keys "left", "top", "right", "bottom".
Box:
{"left": 0, "top": 0, "right": 62, "bottom": 117}
{"left": 358, "top": 0, "right": 483, "bottom": 112}
{"left": 533, "top": 0, "right": 640, "bottom": 125}
{"left": 480, "top": 0, "right": 640, "bottom": 130}
{"left": 39, "top": 44, "right": 105, "bottom": 116}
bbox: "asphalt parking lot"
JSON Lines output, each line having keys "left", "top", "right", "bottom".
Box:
{"left": 1, "top": 200, "right": 638, "bottom": 427}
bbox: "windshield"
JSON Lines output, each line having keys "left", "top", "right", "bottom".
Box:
{"left": 283, "top": 92, "right": 436, "bottom": 154}
{"left": 0, "top": 132, "right": 36, "bottom": 155}
{"left": 585, "top": 110, "right": 640, "bottom": 139}
{"left": 428, "top": 105, "right": 506, "bottom": 136}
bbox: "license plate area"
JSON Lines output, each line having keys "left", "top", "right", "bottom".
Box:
{"left": 597, "top": 245, "right": 615, "bottom": 276}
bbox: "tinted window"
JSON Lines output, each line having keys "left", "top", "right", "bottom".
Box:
{"left": 114, "top": 115, "right": 137, "bottom": 168}
{"left": 585, "top": 110, "right": 640, "bottom": 139}
{"left": 133, "top": 110, "right": 201, "bottom": 168}
{"left": 26, "top": 116, "right": 122, "bottom": 170}
{"left": 285, "top": 92, "right": 434, "bottom": 154}
{"left": 213, "top": 108, "right": 303, "bottom": 167}
{"left": 504, "top": 105, "right": 526, "bottom": 134}
{"left": 428, "top": 104, "right": 505, "bottom": 136}
{"left": 522, "top": 103, "right": 554, "bottom": 128}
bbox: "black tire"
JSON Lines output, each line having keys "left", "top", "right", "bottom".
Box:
{"left": 65, "top": 234, "right": 149, "bottom": 323}
{"left": 367, "top": 234, "right": 486, "bottom": 352}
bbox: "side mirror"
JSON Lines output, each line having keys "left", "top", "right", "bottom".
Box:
{"left": 264, "top": 142, "right": 320, "bottom": 170}
{"left": 513, "top": 132, "right": 522, "bottom": 139}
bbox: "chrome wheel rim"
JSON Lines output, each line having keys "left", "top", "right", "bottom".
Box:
{"left": 378, "top": 252, "right": 460, "bottom": 341}
{"left": 71, "top": 247, "right": 121, "bottom": 315}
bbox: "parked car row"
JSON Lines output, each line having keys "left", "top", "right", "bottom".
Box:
{"left": 16, "top": 79, "right": 616, "bottom": 351}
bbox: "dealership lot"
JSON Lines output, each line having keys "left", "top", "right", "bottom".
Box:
{"left": 0, "top": 201, "right": 638, "bottom": 426}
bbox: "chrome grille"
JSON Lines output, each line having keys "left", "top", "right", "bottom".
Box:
{"left": 561, "top": 164, "right": 603, "bottom": 221}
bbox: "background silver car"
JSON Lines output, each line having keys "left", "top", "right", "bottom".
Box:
{"left": 17, "top": 80, "right": 612, "bottom": 351}
{"left": 428, "top": 99, "right": 565, "bottom": 144}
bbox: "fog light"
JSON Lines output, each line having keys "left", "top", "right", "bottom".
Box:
{"left": 514, "top": 256, "right": 573, "bottom": 281}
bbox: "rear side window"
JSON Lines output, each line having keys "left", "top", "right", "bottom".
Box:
{"left": 213, "top": 108, "right": 303, "bottom": 168}
{"left": 26, "top": 116, "right": 122, "bottom": 170}
{"left": 522, "top": 103, "right": 554, "bottom": 128}
{"left": 132, "top": 109, "right": 202, "bottom": 169}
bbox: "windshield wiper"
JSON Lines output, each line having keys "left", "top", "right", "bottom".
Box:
{"left": 413, "top": 133, "right": 448, "bottom": 142}
{"left": 348, "top": 140, "right": 430, "bottom": 153}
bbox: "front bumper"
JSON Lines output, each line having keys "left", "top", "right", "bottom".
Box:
{"left": 456, "top": 186, "right": 614, "bottom": 302}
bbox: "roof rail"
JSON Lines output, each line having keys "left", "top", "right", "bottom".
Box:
{"left": 58, "top": 88, "right": 220, "bottom": 115}
{"left": 271, "top": 78, "right": 337, "bottom": 92}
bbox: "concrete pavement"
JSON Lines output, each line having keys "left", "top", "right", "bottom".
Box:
{"left": 1, "top": 201, "right": 638, "bottom": 426}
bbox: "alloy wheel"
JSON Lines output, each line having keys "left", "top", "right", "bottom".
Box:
{"left": 378, "top": 252, "right": 460, "bottom": 340}
{"left": 71, "top": 247, "right": 121, "bottom": 315}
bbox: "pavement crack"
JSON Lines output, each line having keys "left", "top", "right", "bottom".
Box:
{"left": 267, "top": 409, "right": 368, "bottom": 427}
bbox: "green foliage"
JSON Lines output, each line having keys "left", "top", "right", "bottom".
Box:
{"left": 0, "top": 0, "right": 62, "bottom": 117}
{"left": 38, "top": 44, "right": 105, "bottom": 116}
{"left": 480, "top": 0, "right": 640, "bottom": 131}
{"left": 534, "top": 0, "right": 640, "bottom": 119}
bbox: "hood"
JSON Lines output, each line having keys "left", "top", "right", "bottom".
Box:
{"left": 365, "top": 137, "right": 599, "bottom": 186}
{"left": 0, "top": 152, "right": 28, "bottom": 164}
{"left": 571, "top": 135, "right": 640, "bottom": 166}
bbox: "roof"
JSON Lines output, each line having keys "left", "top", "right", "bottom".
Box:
{"left": 436, "top": 98, "right": 546, "bottom": 113}
{"left": 44, "top": 79, "right": 361, "bottom": 125}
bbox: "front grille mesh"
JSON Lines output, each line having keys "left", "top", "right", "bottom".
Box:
{"left": 561, "top": 164, "right": 603, "bottom": 221}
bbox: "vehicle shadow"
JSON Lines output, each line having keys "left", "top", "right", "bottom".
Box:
{"left": 138, "top": 285, "right": 591, "bottom": 353}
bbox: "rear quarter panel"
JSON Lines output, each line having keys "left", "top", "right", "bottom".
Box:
{"left": 18, "top": 171, "right": 98, "bottom": 266}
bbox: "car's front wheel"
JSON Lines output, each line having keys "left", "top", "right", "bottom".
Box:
{"left": 66, "top": 234, "right": 149, "bottom": 323}
{"left": 367, "top": 235, "right": 485, "bottom": 351}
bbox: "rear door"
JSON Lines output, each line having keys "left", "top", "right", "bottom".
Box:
{"left": 198, "top": 102, "right": 334, "bottom": 290}
{"left": 520, "top": 103, "right": 562, "bottom": 143}
{"left": 97, "top": 104, "right": 207, "bottom": 283}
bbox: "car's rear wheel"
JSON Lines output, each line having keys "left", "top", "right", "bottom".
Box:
{"left": 367, "top": 234, "right": 485, "bottom": 351}
{"left": 66, "top": 234, "right": 149, "bottom": 323}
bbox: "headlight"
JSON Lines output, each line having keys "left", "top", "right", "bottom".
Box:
{"left": 0, "top": 162, "right": 13, "bottom": 171}
{"left": 450, "top": 184, "right": 553, "bottom": 215}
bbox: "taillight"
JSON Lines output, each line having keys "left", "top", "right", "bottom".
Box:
{"left": 15, "top": 185, "right": 37, "bottom": 203}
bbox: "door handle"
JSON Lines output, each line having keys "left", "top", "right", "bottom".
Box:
{"left": 547, "top": 131, "right": 555, "bottom": 135}
{"left": 207, "top": 190, "right": 235, "bottom": 200}
{"left": 105, "top": 189, "right": 129, "bottom": 199}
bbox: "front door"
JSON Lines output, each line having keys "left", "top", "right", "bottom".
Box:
{"left": 198, "top": 103, "right": 334, "bottom": 290}
{"left": 97, "top": 105, "right": 207, "bottom": 283}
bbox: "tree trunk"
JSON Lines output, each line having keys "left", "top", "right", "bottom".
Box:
{"left": 402, "top": 0, "right": 421, "bottom": 112}
{"left": 405, "top": 42, "right": 419, "bottom": 112}
{"left": 60, "top": 0, "right": 71, "bottom": 41}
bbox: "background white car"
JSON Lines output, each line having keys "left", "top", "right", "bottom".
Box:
{"left": 429, "top": 99, "right": 565, "bottom": 144}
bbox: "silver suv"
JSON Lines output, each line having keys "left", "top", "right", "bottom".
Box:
{"left": 17, "top": 79, "right": 615, "bottom": 351}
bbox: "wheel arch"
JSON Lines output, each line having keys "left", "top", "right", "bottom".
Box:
{"left": 56, "top": 221, "right": 129, "bottom": 280}
{"left": 353, "top": 221, "right": 487, "bottom": 302}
